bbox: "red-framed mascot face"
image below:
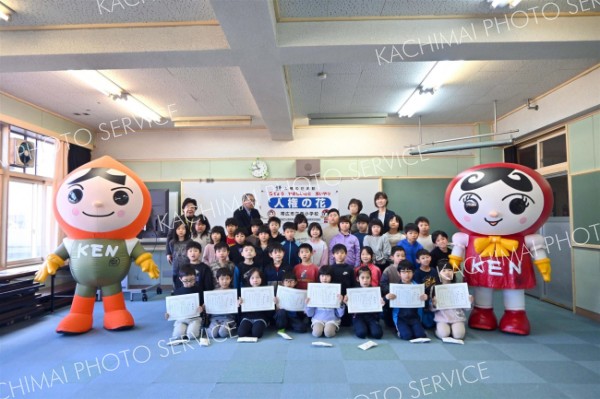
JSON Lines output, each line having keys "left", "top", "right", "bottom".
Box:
{"left": 54, "top": 156, "right": 151, "bottom": 240}
{"left": 445, "top": 163, "right": 553, "bottom": 237}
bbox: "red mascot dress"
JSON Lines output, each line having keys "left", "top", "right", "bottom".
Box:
{"left": 445, "top": 163, "right": 553, "bottom": 335}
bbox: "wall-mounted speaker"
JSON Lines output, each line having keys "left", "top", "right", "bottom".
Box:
{"left": 296, "top": 159, "right": 320, "bottom": 177}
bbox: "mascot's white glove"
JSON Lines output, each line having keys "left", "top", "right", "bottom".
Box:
{"left": 135, "top": 253, "right": 160, "bottom": 279}
{"left": 34, "top": 254, "right": 65, "bottom": 283}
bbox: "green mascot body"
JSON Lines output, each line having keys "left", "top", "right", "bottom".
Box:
{"left": 35, "top": 156, "right": 159, "bottom": 334}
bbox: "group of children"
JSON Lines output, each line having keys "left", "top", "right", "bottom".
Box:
{"left": 166, "top": 211, "right": 472, "bottom": 344}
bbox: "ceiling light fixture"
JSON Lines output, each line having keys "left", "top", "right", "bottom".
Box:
{"left": 308, "top": 113, "right": 388, "bottom": 125}
{"left": 488, "top": 0, "right": 522, "bottom": 9}
{"left": 397, "top": 60, "right": 464, "bottom": 118}
{"left": 0, "top": 1, "right": 13, "bottom": 21}
{"left": 69, "top": 70, "right": 163, "bottom": 122}
{"left": 172, "top": 116, "right": 252, "bottom": 128}
{"left": 408, "top": 139, "right": 514, "bottom": 155}
{"left": 397, "top": 88, "right": 434, "bottom": 118}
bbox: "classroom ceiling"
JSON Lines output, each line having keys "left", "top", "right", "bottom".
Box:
{"left": 0, "top": 0, "right": 599, "bottom": 141}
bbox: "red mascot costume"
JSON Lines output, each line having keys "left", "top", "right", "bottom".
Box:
{"left": 445, "top": 163, "right": 553, "bottom": 335}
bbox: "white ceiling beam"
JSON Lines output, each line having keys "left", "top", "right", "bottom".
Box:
{"left": 210, "top": 0, "right": 293, "bottom": 140}
{"left": 277, "top": 16, "right": 600, "bottom": 63}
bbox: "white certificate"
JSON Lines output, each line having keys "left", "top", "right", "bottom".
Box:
{"left": 165, "top": 293, "right": 200, "bottom": 321}
{"left": 204, "top": 289, "right": 238, "bottom": 315}
{"left": 306, "top": 283, "right": 341, "bottom": 308}
{"left": 241, "top": 286, "right": 275, "bottom": 312}
{"left": 346, "top": 287, "right": 382, "bottom": 313}
{"left": 276, "top": 286, "right": 307, "bottom": 312}
{"left": 433, "top": 283, "right": 471, "bottom": 310}
{"left": 389, "top": 283, "right": 425, "bottom": 308}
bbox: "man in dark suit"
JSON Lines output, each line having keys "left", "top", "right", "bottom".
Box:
{"left": 233, "top": 193, "right": 262, "bottom": 234}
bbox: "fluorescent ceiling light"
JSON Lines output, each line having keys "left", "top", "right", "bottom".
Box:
{"left": 172, "top": 116, "right": 252, "bottom": 127}
{"left": 421, "top": 61, "right": 464, "bottom": 90}
{"left": 69, "top": 70, "right": 163, "bottom": 122}
{"left": 69, "top": 70, "right": 122, "bottom": 97}
{"left": 397, "top": 89, "right": 434, "bottom": 118}
{"left": 488, "top": 0, "right": 522, "bottom": 8}
{"left": 397, "top": 61, "right": 464, "bottom": 118}
{"left": 408, "top": 139, "right": 514, "bottom": 155}
{"left": 115, "top": 94, "right": 163, "bottom": 123}
{"left": 0, "top": 2, "right": 13, "bottom": 21}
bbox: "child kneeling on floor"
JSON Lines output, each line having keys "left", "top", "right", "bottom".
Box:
{"left": 305, "top": 266, "right": 345, "bottom": 338}
{"left": 431, "top": 260, "right": 473, "bottom": 340}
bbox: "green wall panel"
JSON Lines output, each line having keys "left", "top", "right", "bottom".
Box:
{"left": 569, "top": 116, "right": 596, "bottom": 173}
{"left": 573, "top": 247, "right": 600, "bottom": 313}
{"left": 383, "top": 178, "right": 456, "bottom": 237}
{"left": 571, "top": 171, "right": 600, "bottom": 246}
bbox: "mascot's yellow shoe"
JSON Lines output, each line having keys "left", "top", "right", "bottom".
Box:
{"left": 103, "top": 292, "right": 134, "bottom": 330}
{"left": 56, "top": 295, "right": 95, "bottom": 334}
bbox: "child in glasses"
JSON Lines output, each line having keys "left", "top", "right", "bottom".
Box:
{"left": 165, "top": 266, "right": 204, "bottom": 341}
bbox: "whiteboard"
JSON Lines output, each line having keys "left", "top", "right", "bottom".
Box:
{"left": 181, "top": 178, "right": 381, "bottom": 229}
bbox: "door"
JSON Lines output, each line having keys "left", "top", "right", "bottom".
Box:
{"left": 527, "top": 174, "right": 572, "bottom": 309}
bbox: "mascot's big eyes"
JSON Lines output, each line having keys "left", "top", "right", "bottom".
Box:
{"left": 463, "top": 195, "right": 479, "bottom": 214}
{"left": 68, "top": 188, "right": 83, "bottom": 204}
{"left": 113, "top": 190, "right": 130, "bottom": 206}
{"left": 509, "top": 196, "right": 529, "bottom": 215}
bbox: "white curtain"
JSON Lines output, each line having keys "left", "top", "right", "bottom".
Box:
{"left": 51, "top": 138, "right": 69, "bottom": 247}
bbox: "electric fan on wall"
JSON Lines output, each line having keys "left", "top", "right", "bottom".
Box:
{"left": 9, "top": 139, "right": 36, "bottom": 167}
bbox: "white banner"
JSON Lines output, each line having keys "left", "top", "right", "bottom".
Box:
{"left": 262, "top": 182, "right": 338, "bottom": 225}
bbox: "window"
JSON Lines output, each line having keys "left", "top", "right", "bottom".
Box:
{"left": 540, "top": 134, "right": 567, "bottom": 167}
{"left": 2, "top": 124, "right": 55, "bottom": 267}
{"left": 517, "top": 145, "right": 537, "bottom": 170}
{"left": 515, "top": 131, "right": 567, "bottom": 174}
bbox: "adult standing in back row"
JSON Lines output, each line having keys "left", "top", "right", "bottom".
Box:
{"left": 233, "top": 193, "right": 262, "bottom": 234}
{"left": 369, "top": 192, "right": 402, "bottom": 234}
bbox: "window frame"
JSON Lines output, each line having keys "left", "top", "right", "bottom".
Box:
{"left": 1, "top": 123, "right": 56, "bottom": 269}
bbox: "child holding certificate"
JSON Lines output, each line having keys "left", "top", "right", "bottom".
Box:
{"left": 274, "top": 272, "right": 308, "bottom": 333}
{"left": 165, "top": 266, "right": 204, "bottom": 341}
{"left": 344, "top": 267, "right": 384, "bottom": 339}
{"left": 384, "top": 261, "right": 428, "bottom": 341}
{"left": 238, "top": 268, "right": 274, "bottom": 338}
{"left": 207, "top": 267, "right": 239, "bottom": 339}
{"left": 305, "top": 266, "right": 345, "bottom": 338}
{"left": 430, "top": 260, "right": 473, "bottom": 341}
